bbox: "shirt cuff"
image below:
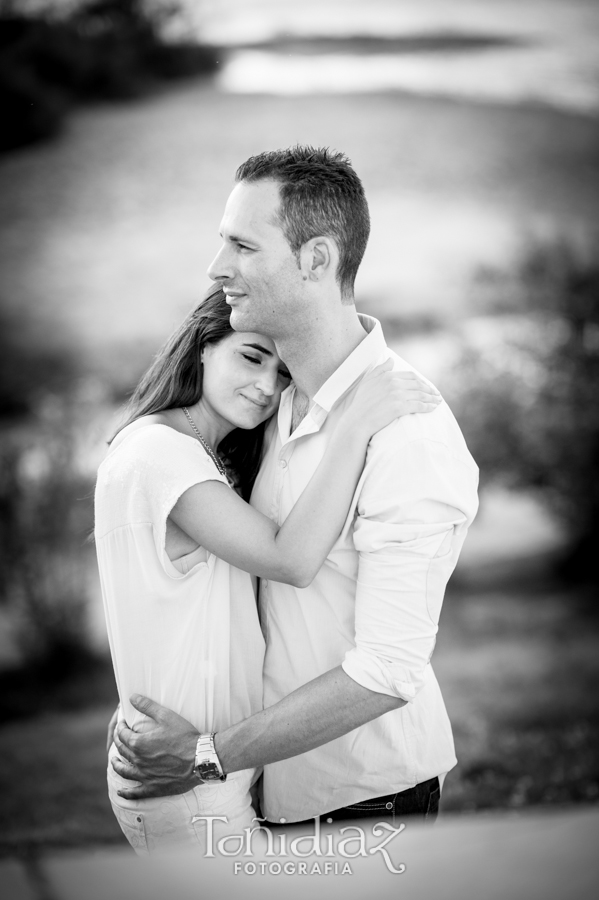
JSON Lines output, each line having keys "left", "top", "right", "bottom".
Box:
{"left": 342, "top": 648, "right": 420, "bottom": 702}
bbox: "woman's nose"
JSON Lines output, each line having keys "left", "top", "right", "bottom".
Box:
{"left": 255, "top": 369, "right": 278, "bottom": 397}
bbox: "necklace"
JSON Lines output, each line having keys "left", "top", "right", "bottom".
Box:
{"left": 181, "top": 407, "right": 228, "bottom": 479}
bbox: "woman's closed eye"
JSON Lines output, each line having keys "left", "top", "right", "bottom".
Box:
{"left": 241, "top": 352, "right": 290, "bottom": 384}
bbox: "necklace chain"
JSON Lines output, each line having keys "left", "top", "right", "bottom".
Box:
{"left": 181, "top": 407, "right": 228, "bottom": 478}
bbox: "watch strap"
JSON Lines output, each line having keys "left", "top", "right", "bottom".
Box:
{"left": 194, "top": 733, "right": 226, "bottom": 782}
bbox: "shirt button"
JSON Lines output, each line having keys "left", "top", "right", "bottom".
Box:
{"left": 279, "top": 459, "right": 287, "bottom": 468}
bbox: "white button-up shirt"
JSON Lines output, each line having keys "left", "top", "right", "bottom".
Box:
{"left": 251, "top": 315, "right": 479, "bottom": 822}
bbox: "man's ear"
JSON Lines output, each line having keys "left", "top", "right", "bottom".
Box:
{"left": 300, "top": 237, "right": 337, "bottom": 282}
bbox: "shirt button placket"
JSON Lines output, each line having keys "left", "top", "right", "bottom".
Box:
{"left": 273, "top": 451, "right": 288, "bottom": 519}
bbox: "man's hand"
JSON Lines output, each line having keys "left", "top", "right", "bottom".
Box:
{"left": 112, "top": 694, "right": 200, "bottom": 800}
{"left": 106, "top": 705, "right": 120, "bottom": 753}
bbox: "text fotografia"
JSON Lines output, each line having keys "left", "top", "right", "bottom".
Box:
{"left": 235, "top": 860, "right": 353, "bottom": 876}
{"left": 191, "top": 815, "right": 407, "bottom": 875}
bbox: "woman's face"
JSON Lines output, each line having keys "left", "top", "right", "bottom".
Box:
{"left": 200, "top": 331, "right": 291, "bottom": 433}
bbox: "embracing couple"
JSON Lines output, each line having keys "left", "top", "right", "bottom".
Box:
{"left": 95, "top": 146, "right": 479, "bottom": 855}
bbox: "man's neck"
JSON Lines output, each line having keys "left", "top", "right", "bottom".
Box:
{"left": 276, "top": 307, "right": 368, "bottom": 404}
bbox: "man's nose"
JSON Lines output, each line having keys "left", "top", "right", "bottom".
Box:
{"left": 207, "top": 244, "right": 233, "bottom": 282}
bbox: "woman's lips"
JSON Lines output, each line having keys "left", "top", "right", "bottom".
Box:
{"left": 240, "top": 393, "right": 269, "bottom": 409}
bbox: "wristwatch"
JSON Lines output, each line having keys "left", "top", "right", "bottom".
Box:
{"left": 194, "top": 733, "right": 227, "bottom": 783}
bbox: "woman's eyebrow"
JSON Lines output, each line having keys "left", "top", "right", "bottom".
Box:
{"left": 241, "top": 342, "right": 273, "bottom": 356}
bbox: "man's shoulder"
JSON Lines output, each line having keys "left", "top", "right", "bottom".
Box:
{"left": 385, "top": 348, "right": 429, "bottom": 378}
{"left": 369, "top": 351, "right": 476, "bottom": 469}
{"left": 369, "top": 402, "right": 470, "bottom": 460}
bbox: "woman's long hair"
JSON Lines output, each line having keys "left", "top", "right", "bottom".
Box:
{"left": 113, "top": 285, "right": 267, "bottom": 499}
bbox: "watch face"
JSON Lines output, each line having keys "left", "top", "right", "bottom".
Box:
{"left": 196, "top": 761, "right": 222, "bottom": 781}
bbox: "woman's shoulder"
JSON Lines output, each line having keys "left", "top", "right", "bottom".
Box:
{"left": 103, "top": 415, "right": 205, "bottom": 471}
{"left": 109, "top": 414, "right": 173, "bottom": 451}
{"left": 95, "top": 416, "right": 204, "bottom": 534}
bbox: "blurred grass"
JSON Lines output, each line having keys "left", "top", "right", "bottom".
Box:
{"left": 437, "top": 557, "right": 599, "bottom": 813}
{"left": 0, "top": 702, "right": 123, "bottom": 854}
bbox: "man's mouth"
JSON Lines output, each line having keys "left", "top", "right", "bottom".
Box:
{"left": 224, "top": 290, "right": 247, "bottom": 304}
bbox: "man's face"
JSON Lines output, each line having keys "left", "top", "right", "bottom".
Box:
{"left": 207, "top": 180, "right": 305, "bottom": 340}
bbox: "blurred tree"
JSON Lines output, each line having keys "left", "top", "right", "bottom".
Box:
{"left": 0, "top": 0, "right": 219, "bottom": 151}
{"left": 450, "top": 240, "right": 599, "bottom": 583}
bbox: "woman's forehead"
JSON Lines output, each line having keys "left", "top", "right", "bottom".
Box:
{"left": 230, "top": 331, "right": 280, "bottom": 360}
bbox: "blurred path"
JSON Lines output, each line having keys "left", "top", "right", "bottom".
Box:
{"left": 1, "top": 805, "right": 598, "bottom": 900}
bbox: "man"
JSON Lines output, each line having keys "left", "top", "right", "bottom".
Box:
{"left": 113, "top": 146, "right": 479, "bottom": 823}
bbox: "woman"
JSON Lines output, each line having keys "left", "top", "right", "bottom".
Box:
{"left": 95, "top": 285, "right": 440, "bottom": 855}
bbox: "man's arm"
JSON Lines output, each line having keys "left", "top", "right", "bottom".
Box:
{"left": 112, "top": 669, "right": 403, "bottom": 799}
{"left": 341, "top": 433, "right": 477, "bottom": 701}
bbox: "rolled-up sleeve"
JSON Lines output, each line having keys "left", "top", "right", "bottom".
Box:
{"left": 342, "top": 428, "right": 478, "bottom": 701}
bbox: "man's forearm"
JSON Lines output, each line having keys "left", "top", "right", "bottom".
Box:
{"left": 215, "top": 666, "right": 405, "bottom": 774}
{"left": 111, "top": 667, "right": 406, "bottom": 800}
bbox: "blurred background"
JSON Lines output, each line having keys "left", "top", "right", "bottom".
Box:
{"left": 1, "top": 0, "right": 598, "bottom": 867}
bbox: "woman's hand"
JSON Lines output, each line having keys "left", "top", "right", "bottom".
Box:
{"left": 346, "top": 359, "right": 442, "bottom": 438}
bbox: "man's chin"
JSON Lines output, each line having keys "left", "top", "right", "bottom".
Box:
{"left": 229, "top": 308, "right": 256, "bottom": 333}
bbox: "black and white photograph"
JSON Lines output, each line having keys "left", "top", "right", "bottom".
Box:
{"left": 1, "top": 1, "right": 598, "bottom": 898}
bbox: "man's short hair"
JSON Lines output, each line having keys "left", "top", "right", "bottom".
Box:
{"left": 235, "top": 146, "right": 370, "bottom": 301}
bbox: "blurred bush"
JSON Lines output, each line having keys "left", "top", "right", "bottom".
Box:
{"left": 0, "top": 305, "right": 82, "bottom": 417}
{"left": 0, "top": 0, "right": 220, "bottom": 152}
{"left": 0, "top": 400, "right": 95, "bottom": 677}
{"left": 0, "top": 300, "right": 98, "bottom": 692}
{"left": 450, "top": 239, "right": 599, "bottom": 583}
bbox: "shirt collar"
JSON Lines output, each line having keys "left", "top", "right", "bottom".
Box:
{"left": 276, "top": 314, "right": 388, "bottom": 442}
{"left": 312, "top": 314, "right": 388, "bottom": 413}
